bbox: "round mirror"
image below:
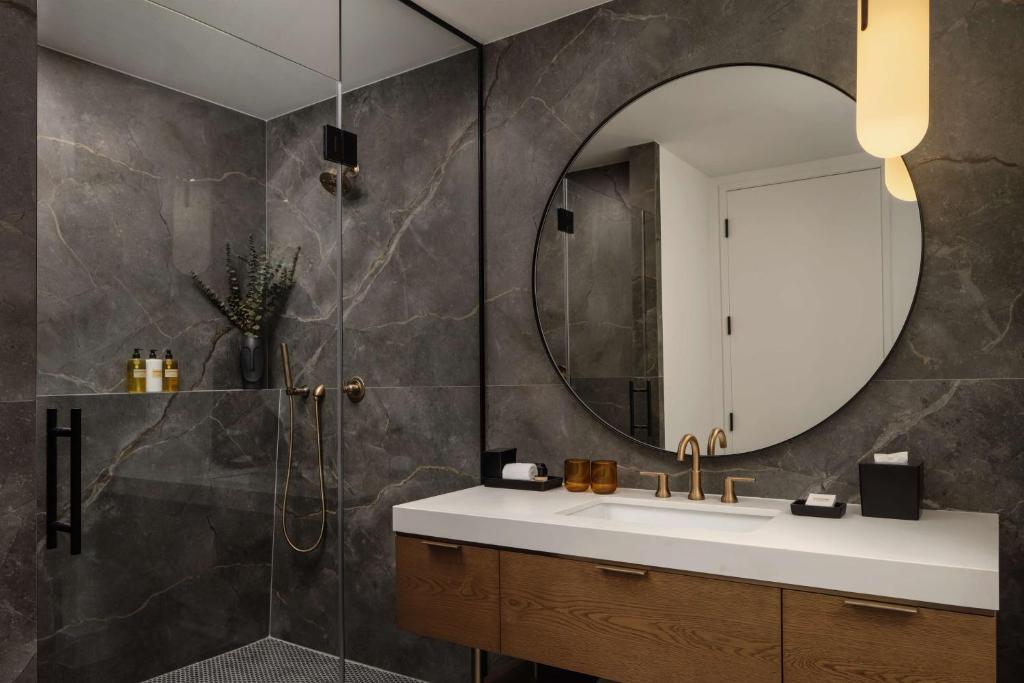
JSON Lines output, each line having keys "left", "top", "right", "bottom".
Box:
{"left": 533, "top": 65, "right": 922, "bottom": 455}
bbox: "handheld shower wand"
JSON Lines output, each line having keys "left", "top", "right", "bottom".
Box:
{"left": 280, "top": 342, "right": 327, "bottom": 553}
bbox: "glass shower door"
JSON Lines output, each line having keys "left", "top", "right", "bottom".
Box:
{"left": 339, "top": 1, "right": 483, "bottom": 681}
{"left": 34, "top": 1, "right": 342, "bottom": 680}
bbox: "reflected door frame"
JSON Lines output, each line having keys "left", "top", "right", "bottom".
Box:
{"left": 716, "top": 151, "right": 909, "bottom": 453}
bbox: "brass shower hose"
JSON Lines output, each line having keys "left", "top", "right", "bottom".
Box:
{"left": 280, "top": 342, "right": 327, "bottom": 553}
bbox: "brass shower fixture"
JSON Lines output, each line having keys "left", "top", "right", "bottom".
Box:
{"left": 279, "top": 342, "right": 327, "bottom": 553}
{"left": 319, "top": 165, "right": 361, "bottom": 198}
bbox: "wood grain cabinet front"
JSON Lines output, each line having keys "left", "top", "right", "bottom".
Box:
{"left": 394, "top": 535, "right": 500, "bottom": 652}
{"left": 499, "top": 551, "right": 782, "bottom": 683}
{"left": 782, "top": 589, "right": 996, "bottom": 683}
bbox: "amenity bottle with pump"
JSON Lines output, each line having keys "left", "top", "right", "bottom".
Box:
{"left": 145, "top": 349, "right": 162, "bottom": 393}
{"left": 126, "top": 348, "right": 146, "bottom": 393}
{"left": 162, "top": 349, "right": 179, "bottom": 392}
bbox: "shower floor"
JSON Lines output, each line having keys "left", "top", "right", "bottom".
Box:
{"left": 144, "top": 638, "right": 423, "bottom": 683}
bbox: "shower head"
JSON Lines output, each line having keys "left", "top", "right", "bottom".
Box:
{"left": 319, "top": 170, "right": 337, "bottom": 196}
{"left": 319, "top": 166, "right": 361, "bottom": 199}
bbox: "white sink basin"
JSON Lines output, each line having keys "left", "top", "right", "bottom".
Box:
{"left": 561, "top": 500, "right": 778, "bottom": 533}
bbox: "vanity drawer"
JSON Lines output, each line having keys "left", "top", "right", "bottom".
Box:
{"left": 782, "top": 589, "right": 996, "bottom": 682}
{"left": 395, "top": 535, "right": 499, "bottom": 651}
{"left": 500, "top": 551, "right": 781, "bottom": 683}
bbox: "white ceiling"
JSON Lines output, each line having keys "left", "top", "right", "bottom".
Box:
{"left": 38, "top": 0, "right": 337, "bottom": 120}
{"left": 571, "top": 66, "right": 861, "bottom": 178}
{"left": 341, "top": 0, "right": 471, "bottom": 92}
{"left": 414, "top": 0, "right": 613, "bottom": 43}
{"left": 154, "top": 0, "right": 340, "bottom": 79}
{"left": 37, "top": 0, "right": 617, "bottom": 120}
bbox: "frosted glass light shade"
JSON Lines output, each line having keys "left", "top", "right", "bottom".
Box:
{"left": 884, "top": 157, "right": 916, "bottom": 201}
{"left": 856, "top": 0, "right": 929, "bottom": 158}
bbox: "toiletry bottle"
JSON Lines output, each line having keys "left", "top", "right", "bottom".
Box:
{"left": 126, "top": 348, "right": 146, "bottom": 393}
{"left": 145, "top": 349, "right": 163, "bottom": 393}
{"left": 162, "top": 349, "right": 179, "bottom": 393}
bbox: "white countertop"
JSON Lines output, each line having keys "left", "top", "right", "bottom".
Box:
{"left": 393, "top": 486, "right": 999, "bottom": 611}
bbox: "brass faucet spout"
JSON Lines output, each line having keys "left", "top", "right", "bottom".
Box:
{"left": 707, "top": 427, "right": 727, "bottom": 456}
{"left": 676, "top": 434, "right": 704, "bottom": 501}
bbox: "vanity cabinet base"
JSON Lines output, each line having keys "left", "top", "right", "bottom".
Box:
{"left": 394, "top": 535, "right": 500, "bottom": 651}
{"left": 782, "top": 589, "right": 996, "bottom": 682}
{"left": 500, "top": 551, "right": 781, "bottom": 683}
{"left": 394, "top": 535, "right": 996, "bottom": 683}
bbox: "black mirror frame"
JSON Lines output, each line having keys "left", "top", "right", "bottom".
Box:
{"left": 529, "top": 62, "right": 925, "bottom": 457}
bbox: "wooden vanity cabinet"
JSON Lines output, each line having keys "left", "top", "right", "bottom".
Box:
{"left": 394, "top": 535, "right": 996, "bottom": 682}
{"left": 782, "top": 589, "right": 996, "bottom": 683}
{"left": 394, "top": 535, "right": 500, "bottom": 651}
{"left": 499, "top": 551, "right": 781, "bottom": 683}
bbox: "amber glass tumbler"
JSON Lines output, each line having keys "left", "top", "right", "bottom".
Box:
{"left": 563, "top": 458, "right": 591, "bottom": 492}
{"left": 591, "top": 460, "right": 618, "bottom": 494}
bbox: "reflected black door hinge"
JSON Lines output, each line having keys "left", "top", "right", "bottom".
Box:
{"left": 724, "top": 218, "right": 729, "bottom": 238}
{"left": 726, "top": 316, "right": 732, "bottom": 335}
{"left": 323, "top": 125, "right": 357, "bottom": 168}
{"left": 729, "top": 412, "right": 734, "bottom": 432}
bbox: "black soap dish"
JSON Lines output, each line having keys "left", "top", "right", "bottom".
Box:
{"left": 790, "top": 499, "right": 847, "bottom": 518}
{"left": 483, "top": 477, "right": 563, "bottom": 491}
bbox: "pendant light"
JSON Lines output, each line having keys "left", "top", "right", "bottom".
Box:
{"left": 856, "top": 0, "right": 930, "bottom": 158}
{"left": 884, "top": 157, "right": 916, "bottom": 202}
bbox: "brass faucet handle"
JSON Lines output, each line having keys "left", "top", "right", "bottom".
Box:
{"left": 640, "top": 471, "right": 671, "bottom": 498}
{"left": 721, "top": 476, "right": 755, "bottom": 504}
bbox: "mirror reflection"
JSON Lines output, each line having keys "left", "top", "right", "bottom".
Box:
{"left": 535, "top": 66, "right": 922, "bottom": 455}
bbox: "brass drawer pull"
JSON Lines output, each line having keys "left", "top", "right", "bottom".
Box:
{"left": 596, "top": 564, "right": 648, "bottom": 577}
{"left": 421, "top": 540, "right": 462, "bottom": 550}
{"left": 843, "top": 598, "right": 918, "bottom": 614}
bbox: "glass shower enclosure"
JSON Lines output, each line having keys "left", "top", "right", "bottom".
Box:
{"left": 35, "top": 0, "right": 342, "bottom": 680}
{"left": 27, "top": 0, "right": 483, "bottom": 681}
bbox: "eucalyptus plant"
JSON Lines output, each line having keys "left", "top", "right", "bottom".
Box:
{"left": 192, "top": 235, "right": 300, "bottom": 337}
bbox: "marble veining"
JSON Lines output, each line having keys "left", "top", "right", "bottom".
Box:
{"left": 266, "top": 97, "right": 339, "bottom": 391}
{"left": 35, "top": 391, "right": 279, "bottom": 683}
{"left": 482, "top": 1, "right": 1024, "bottom": 678}
{"left": 341, "top": 51, "right": 479, "bottom": 390}
{"left": 265, "top": 97, "right": 341, "bottom": 654}
{"left": 340, "top": 49, "right": 480, "bottom": 682}
{"left": 35, "top": 48, "right": 267, "bottom": 395}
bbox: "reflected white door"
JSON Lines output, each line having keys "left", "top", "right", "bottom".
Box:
{"left": 725, "top": 169, "right": 884, "bottom": 452}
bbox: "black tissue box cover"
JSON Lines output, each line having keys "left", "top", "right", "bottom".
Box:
{"left": 859, "top": 457, "right": 922, "bottom": 520}
{"left": 481, "top": 447, "right": 516, "bottom": 483}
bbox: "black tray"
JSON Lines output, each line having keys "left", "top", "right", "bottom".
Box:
{"left": 791, "top": 499, "right": 847, "bottom": 518}
{"left": 483, "top": 476, "right": 563, "bottom": 491}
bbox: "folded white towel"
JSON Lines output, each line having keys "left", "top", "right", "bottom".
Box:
{"left": 502, "top": 463, "right": 538, "bottom": 481}
{"left": 874, "top": 451, "right": 909, "bottom": 464}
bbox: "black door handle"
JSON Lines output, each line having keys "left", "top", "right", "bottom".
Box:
{"left": 46, "top": 408, "right": 81, "bottom": 555}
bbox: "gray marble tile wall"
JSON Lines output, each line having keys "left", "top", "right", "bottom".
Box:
{"left": 35, "top": 391, "right": 279, "bottom": 683}
{"left": 565, "top": 163, "right": 635, "bottom": 380}
{"left": 340, "top": 50, "right": 480, "bottom": 683}
{"left": 483, "top": 0, "right": 1024, "bottom": 678}
{"left": 538, "top": 149, "right": 662, "bottom": 444}
{"left": 266, "top": 97, "right": 339, "bottom": 391}
{"left": 264, "top": 97, "right": 341, "bottom": 655}
{"left": 0, "top": 1, "right": 37, "bottom": 682}
{"left": 26, "top": 47, "right": 344, "bottom": 682}
{"left": 0, "top": 403, "right": 36, "bottom": 683}
{"left": 36, "top": 48, "right": 267, "bottom": 395}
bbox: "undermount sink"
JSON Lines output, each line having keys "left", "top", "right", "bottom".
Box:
{"left": 560, "top": 500, "right": 778, "bottom": 533}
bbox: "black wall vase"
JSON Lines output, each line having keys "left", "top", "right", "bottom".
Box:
{"left": 240, "top": 334, "right": 266, "bottom": 389}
